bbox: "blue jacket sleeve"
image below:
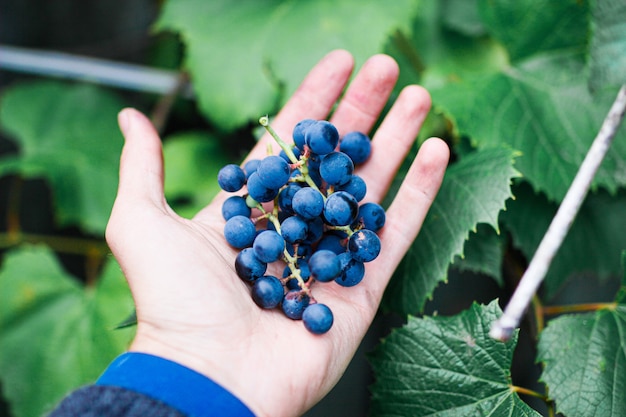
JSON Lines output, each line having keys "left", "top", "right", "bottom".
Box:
{"left": 49, "top": 352, "right": 256, "bottom": 417}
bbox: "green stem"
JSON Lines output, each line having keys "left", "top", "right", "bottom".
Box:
{"left": 510, "top": 385, "right": 549, "bottom": 402}
{"left": 542, "top": 302, "right": 617, "bottom": 316}
{"left": 259, "top": 116, "right": 299, "bottom": 164}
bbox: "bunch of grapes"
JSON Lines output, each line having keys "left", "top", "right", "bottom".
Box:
{"left": 217, "top": 116, "right": 386, "bottom": 335}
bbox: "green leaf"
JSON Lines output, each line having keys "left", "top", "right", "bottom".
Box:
{"left": 537, "top": 263, "right": 626, "bottom": 416}
{"left": 589, "top": 0, "right": 626, "bottom": 92}
{"left": 502, "top": 182, "right": 626, "bottom": 299}
{"left": 369, "top": 301, "right": 542, "bottom": 417}
{"left": 478, "top": 0, "right": 589, "bottom": 62}
{"left": 386, "top": 0, "right": 508, "bottom": 92}
{"left": 432, "top": 53, "right": 626, "bottom": 202}
{"left": 163, "top": 130, "right": 232, "bottom": 218}
{"left": 156, "top": 0, "right": 419, "bottom": 130}
{"left": 452, "top": 223, "right": 506, "bottom": 286}
{"left": 0, "top": 81, "right": 125, "bottom": 234}
{"left": 383, "top": 147, "right": 519, "bottom": 315}
{"left": 0, "top": 245, "right": 134, "bottom": 417}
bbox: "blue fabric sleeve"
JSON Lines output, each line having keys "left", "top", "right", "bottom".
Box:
{"left": 96, "top": 352, "right": 255, "bottom": 417}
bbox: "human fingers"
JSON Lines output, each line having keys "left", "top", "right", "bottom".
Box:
{"left": 329, "top": 53, "right": 399, "bottom": 136}
{"left": 106, "top": 108, "right": 168, "bottom": 249}
{"left": 362, "top": 137, "right": 450, "bottom": 300}
{"left": 202, "top": 49, "right": 355, "bottom": 214}
{"left": 244, "top": 49, "right": 355, "bottom": 163}
{"left": 357, "top": 85, "right": 433, "bottom": 204}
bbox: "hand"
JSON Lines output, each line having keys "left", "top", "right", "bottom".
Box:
{"left": 106, "top": 49, "right": 450, "bottom": 417}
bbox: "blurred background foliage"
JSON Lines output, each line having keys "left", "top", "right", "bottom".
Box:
{"left": 0, "top": 0, "right": 624, "bottom": 416}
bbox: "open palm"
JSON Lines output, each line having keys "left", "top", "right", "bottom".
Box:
{"left": 105, "top": 49, "right": 449, "bottom": 417}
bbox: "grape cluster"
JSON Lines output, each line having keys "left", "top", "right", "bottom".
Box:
{"left": 217, "top": 117, "right": 386, "bottom": 335}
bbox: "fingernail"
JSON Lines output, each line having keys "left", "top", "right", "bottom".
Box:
{"left": 118, "top": 108, "right": 133, "bottom": 135}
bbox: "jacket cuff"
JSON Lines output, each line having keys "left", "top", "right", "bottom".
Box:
{"left": 96, "top": 352, "right": 255, "bottom": 417}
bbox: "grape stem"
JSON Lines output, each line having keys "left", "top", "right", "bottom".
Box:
{"left": 252, "top": 198, "right": 313, "bottom": 296}
{"left": 490, "top": 84, "right": 626, "bottom": 341}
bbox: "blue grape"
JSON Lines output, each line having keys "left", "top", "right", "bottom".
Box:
{"left": 221, "top": 195, "right": 252, "bottom": 220}
{"left": 335, "top": 175, "right": 367, "bottom": 202}
{"left": 305, "top": 120, "right": 339, "bottom": 155}
{"left": 224, "top": 215, "right": 256, "bottom": 248}
{"left": 243, "top": 159, "right": 261, "bottom": 179}
{"left": 319, "top": 151, "right": 354, "bottom": 186}
{"left": 335, "top": 252, "right": 365, "bottom": 287}
{"left": 247, "top": 171, "right": 279, "bottom": 203}
{"left": 282, "top": 290, "right": 310, "bottom": 319}
{"left": 356, "top": 202, "right": 386, "bottom": 232}
{"left": 257, "top": 155, "right": 291, "bottom": 189}
{"left": 280, "top": 146, "right": 301, "bottom": 163}
{"left": 280, "top": 216, "right": 309, "bottom": 244}
{"left": 340, "top": 131, "right": 371, "bottom": 165}
{"left": 292, "top": 118, "right": 315, "bottom": 152}
{"left": 284, "top": 262, "right": 311, "bottom": 290}
{"left": 292, "top": 187, "right": 324, "bottom": 220}
{"left": 278, "top": 182, "right": 303, "bottom": 215}
{"left": 235, "top": 248, "right": 267, "bottom": 282}
{"left": 323, "top": 191, "right": 358, "bottom": 226}
{"left": 316, "top": 233, "right": 346, "bottom": 254}
{"left": 217, "top": 164, "right": 246, "bottom": 192}
{"left": 302, "top": 303, "right": 333, "bottom": 334}
{"left": 253, "top": 230, "right": 285, "bottom": 263}
{"left": 304, "top": 216, "right": 325, "bottom": 244}
{"left": 348, "top": 229, "right": 381, "bottom": 262}
{"left": 251, "top": 275, "right": 284, "bottom": 309}
{"left": 308, "top": 249, "right": 341, "bottom": 283}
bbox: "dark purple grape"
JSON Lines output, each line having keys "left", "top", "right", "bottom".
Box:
{"left": 308, "top": 250, "right": 341, "bottom": 283}
{"left": 251, "top": 275, "right": 284, "bottom": 309}
{"left": 305, "top": 120, "right": 339, "bottom": 155}
{"left": 356, "top": 202, "right": 386, "bottom": 232}
{"left": 257, "top": 155, "right": 291, "bottom": 189}
{"left": 323, "top": 191, "right": 358, "bottom": 226}
{"left": 217, "top": 164, "right": 246, "bottom": 192}
{"left": 340, "top": 131, "right": 371, "bottom": 165}
{"left": 223, "top": 215, "right": 256, "bottom": 248}
{"left": 235, "top": 248, "right": 267, "bottom": 282}
{"left": 292, "top": 118, "right": 315, "bottom": 152}
{"left": 253, "top": 230, "right": 285, "bottom": 263}
{"left": 348, "top": 229, "right": 381, "bottom": 262}
{"left": 221, "top": 195, "right": 252, "bottom": 220}
{"left": 335, "top": 252, "right": 365, "bottom": 287}
{"left": 281, "top": 290, "right": 310, "bottom": 319}
{"left": 292, "top": 187, "right": 324, "bottom": 220}
{"left": 247, "top": 171, "right": 279, "bottom": 203}
{"left": 335, "top": 175, "right": 367, "bottom": 202}
{"left": 319, "top": 151, "right": 354, "bottom": 186}
{"left": 281, "top": 216, "right": 309, "bottom": 244}
{"left": 302, "top": 303, "right": 333, "bottom": 334}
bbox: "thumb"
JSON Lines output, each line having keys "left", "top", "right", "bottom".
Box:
{"left": 114, "top": 108, "right": 166, "bottom": 209}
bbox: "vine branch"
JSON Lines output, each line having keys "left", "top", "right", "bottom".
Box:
{"left": 490, "top": 84, "right": 626, "bottom": 341}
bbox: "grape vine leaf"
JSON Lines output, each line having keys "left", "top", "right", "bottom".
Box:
{"left": 0, "top": 81, "right": 124, "bottom": 234}
{"left": 429, "top": 0, "right": 626, "bottom": 203}
{"left": 163, "top": 130, "right": 232, "bottom": 218}
{"left": 155, "top": 0, "right": 418, "bottom": 131}
{"left": 536, "top": 252, "right": 626, "bottom": 416}
{"left": 501, "top": 181, "right": 626, "bottom": 299}
{"left": 0, "top": 245, "right": 134, "bottom": 417}
{"left": 369, "top": 301, "right": 542, "bottom": 417}
{"left": 477, "top": 0, "right": 589, "bottom": 62}
{"left": 382, "top": 146, "right": 519, "bottom": 315}
{"left": 589, "top": 0, "right": 626, "bottom": 92}
{"left": 452, "top": 223, "right": 506, "bottom": 287}
{"left": 431, "top": 54, "right": 626, "bottom": 203}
